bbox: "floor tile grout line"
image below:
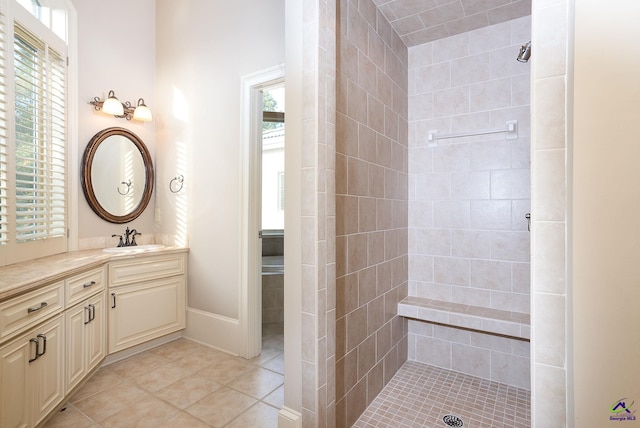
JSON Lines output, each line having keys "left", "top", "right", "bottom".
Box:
{"left": 47, "top": 336, "right": 285, "bottom": 428}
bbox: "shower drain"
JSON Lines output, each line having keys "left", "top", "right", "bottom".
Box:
{"left": 442, "top": 414, "right": 464, "bottom": 427}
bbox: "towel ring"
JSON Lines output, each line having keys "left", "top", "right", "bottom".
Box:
{"left": 117, "top": 180, "right": 131, "bottom": 195}
{"left": 170, "top": 175, "right": 184, "bottom": 193}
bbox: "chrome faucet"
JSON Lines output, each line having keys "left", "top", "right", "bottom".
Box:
{"left": 112, "top": 227, "right": 141, "bottom": 247}
{"left": 124, "top": 227, "right": 141, "bottom": 246}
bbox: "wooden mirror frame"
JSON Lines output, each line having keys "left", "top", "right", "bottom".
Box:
{"left": 81, "top": 127, "right": 155, "bottom": 224}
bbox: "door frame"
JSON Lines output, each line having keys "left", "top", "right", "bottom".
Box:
{"left": 239, "top": 64, "right": 285, "bottom": 358}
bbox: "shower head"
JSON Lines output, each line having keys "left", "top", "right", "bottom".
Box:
{"left": 517, "top": 41, "right": 532, "bottom": 62}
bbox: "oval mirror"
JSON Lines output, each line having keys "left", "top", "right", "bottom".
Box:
{"left": 81, "top": 127, "right": 154, "bottom": 223}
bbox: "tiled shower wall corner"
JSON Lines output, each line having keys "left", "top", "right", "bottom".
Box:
{"left": 297, "top": 0, "right": 336, "bottom": 425}
{"left": 530, "top": 0, "right": 571, "bottom": 425}
{"left": 407, "top": 16, "right": 532, "bottom": 389}
{"left": 335, "top": 0, "right": 409, "bottom": 426}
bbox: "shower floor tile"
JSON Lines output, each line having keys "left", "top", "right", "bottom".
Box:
{"left": 353, "top": 361, "right": 531, "bottom": 428}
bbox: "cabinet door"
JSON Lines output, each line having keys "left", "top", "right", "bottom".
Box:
{"left": 31, "top": 315, "right": 64, "bottom": 426}
{"left": 65, "top": 302, "right": 88, "bottom": 392}
{"left": 66, "top": 292, "right": 106, "bottom": 393}
{"left": 86, "top": 292, "right": 106, "bottom": 371}
{"left": 109, "top": 276, "right": 185, "bottom": 353}
{"left": 0, "top": 332, "right": 31, "bottom": 428}
{"left": 0, "top": 314, "right": 64, "bottom": 428}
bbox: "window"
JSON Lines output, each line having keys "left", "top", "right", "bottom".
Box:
{"left": 261, "top": 85, "right": 284, "bottom": 231}
{"left": 0, "top": 1, "right": 69, "bottom": 266}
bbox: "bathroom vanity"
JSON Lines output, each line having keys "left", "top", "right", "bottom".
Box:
{"left": 0, "top": 247, "right": 187, "bottom": 428}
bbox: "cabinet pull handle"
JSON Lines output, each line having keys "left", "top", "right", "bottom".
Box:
{"left": 27, "top": 302, "right": 48, "bottom": 313}
{"left": 37, "top": 334, "right": 47, "bottom": 358}
{"left": 84, "top": 306, "right": 91, "bottom": 325}
{"left": 111, "top": 293, "right": 116, "bottom": 309}
{"left": 83, "top": 280, "right": 96, "bottom": 289}
{"left": 89, "top": 304, "right": 95, "bottom": 322}
{"left": 28, "top": 338, "right": 39, "bottom": 363}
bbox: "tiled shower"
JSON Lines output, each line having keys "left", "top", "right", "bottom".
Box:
{"left": 335, "top": 1, "right": 532, "bottom": 426}
{"left": 406, "top": 17, "right": 531, "bottom": 389}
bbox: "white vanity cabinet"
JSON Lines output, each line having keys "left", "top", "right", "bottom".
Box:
{"left": 108, "top": 253, "right": 186, "bottom": 353}
{"left": 0, "top": 248, "right": 187, "bottom": 427}
{"left": 0, "top": 296, "right": 65, "bottom": 428}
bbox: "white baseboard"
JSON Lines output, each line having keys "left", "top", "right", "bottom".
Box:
{"left": 184, "top": 307, "right": 243, "bottom": 356}
{"left": 278, "top": 407, "right": 302, "bottom": 428}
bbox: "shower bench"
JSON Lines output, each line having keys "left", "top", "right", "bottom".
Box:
{"left": 397, "top": 296, "right": 530, "bottom": 340}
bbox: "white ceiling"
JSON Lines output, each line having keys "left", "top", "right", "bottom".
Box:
{"left": 375, "top": 0, "right": 531, "bottom": 46}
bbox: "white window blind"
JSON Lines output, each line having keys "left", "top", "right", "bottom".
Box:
{"left": 0, "top": 11, "right": 7, "bottom": 246}
{"left": 13, "top": 23, "right": 66, "bottom": 242}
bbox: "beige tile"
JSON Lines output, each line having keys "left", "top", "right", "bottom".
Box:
{"left": 337, "top": 272, "right": 358, "bottom": 318}
{"left": 69, "top": 368, "right": 124, "bottom": 403}
{"left": 155, "top": 373, "right": 222, "bottom": 410}
{"left": 262, "top": 334, "right": 284, "bottom": 351}
{"left": 353, "top": 362, "right": 531, "bottom": 427}
{"left": 149, "top": 338, "right": 205, "bottom": 361}
{"left": 347, "top": 233, "right": 368, "bottom": 273}
{"left": 248, "top": 346, "right": 282, "bottom": 365}
{"left": 153, "top": 411, "right": 209, "bottom": 428}
{"left": 358, "top": 266, "right": 376, "bottom": 307}
{"left": 173, "top": 346, "right": 234, "bottom": 373}
{"left": 263, "top": 384, "right": 284, "bottom": 409}
{"left": 42, "top": 404, "right": 98, "bottom": 428}
{"left": 186, "top": 387, "right": 257, "bottom": 427}
{"left": 196, "top": 356, "right": 254, "bottom": 385}
{"left": 227, "top": 367, "right": 284, "bottom": 400}
{"left": 260, "top": 352, "right": 284, "bottom": 375}
{"left": 73, "top": 382, "right": 149, "bottom": 422}
{"left": 99, "top": 396, "right": 179, "bottom": 428}
{"left": 346, "top": 378, "right": 367, "bottom": 427}
{"left": 225, "top": 402, "right": 279, "bottom": 428}
{"left": 132, "top": 362, "right": 191, "bottom": 393}
{"left": 107, "top": 352, "right": 169, "bottom": 380}
{"left": 346, "top": 306, "right": 368, "bottom": 351}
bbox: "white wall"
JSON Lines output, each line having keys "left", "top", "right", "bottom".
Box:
{"left": 572, "top": 1, "right": 640, "bottom": 425}
{"left": 155, "top": 0, "right": 285, "bottom": 353}
{"left": 74, "top": 0, "right": 156, "bottom": 243}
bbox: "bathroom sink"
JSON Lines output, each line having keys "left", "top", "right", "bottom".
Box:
{"left": 103, "top": 244, "right": 165, "bottom": 253}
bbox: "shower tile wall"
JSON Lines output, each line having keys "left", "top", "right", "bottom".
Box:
{"left": 335, "top": 0, "right": 409, "bottom": 426}
{"left": 407, "top": 17, "right": 532, "bottom": 385}
{"left": 262, "top": 236, "right": 284, "bottom": 325}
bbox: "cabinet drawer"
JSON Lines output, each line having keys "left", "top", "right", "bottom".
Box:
{"left": 66, "top": 266, "right": 106, "bottom": 308}
{"left": 0, "top": 281, "right": 63, "bottom": 342}
{"left": 109, "top": 254, "right": 185, "bottom": 287}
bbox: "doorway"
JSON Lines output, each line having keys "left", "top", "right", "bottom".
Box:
{"left": 260, "top": 84, "right": 285, "bottom": 359}
{"left": 240, "top": 65, "right": 285, "bottom": 360}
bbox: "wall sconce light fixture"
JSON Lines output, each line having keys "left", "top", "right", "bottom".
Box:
{"left": 90, "top": 90, "right": 153, "bottom": 121}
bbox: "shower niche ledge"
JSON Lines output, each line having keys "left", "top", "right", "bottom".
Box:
{"left": 398, "top": 296, "right": 530, "bottom": 340}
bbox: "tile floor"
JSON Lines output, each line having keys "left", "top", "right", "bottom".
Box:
{"left": 353, "top": 361, "right": 531, "bottom": 428}
{"left": 46, "top": 324, "right": 530, "bottom": 428}
{"left": 44, "top": 323, "right": 284, "bottom": 428}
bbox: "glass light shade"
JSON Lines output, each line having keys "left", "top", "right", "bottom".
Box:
{"left": 102, "top": 92, "right": 124, "bottom": 116}
{"left": 133, "top": 103, "right": 152, "bottom": 122}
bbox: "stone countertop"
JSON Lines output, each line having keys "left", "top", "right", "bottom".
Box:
{"left": 0, "top": 246, "right": 189, "bottom": 302}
